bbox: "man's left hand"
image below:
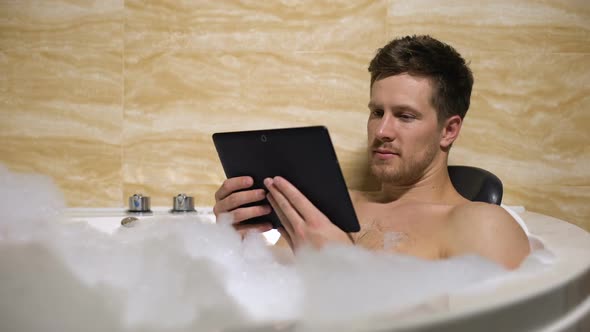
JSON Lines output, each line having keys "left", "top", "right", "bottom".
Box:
{"left": 263, "top": 176, "right": 353, "bottom": 252}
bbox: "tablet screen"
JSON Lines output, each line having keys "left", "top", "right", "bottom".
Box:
{"left": 213, "top": 126, "right": 360, "bottom": 233}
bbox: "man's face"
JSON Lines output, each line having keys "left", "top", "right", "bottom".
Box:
{"left": 367, "top": 73, "right": 443, "bottom": 185}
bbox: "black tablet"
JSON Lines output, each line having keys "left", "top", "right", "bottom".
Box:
{"left": 212, "top": 126, "right": 360, "bottom": 233}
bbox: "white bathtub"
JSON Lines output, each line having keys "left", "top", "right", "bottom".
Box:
{"left": 65, "top": 206, "right": 282, "bottom": 245}
{"left": 60, "top": 206, "right": 590, "bottom": 332}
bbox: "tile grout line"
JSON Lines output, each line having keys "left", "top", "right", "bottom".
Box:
{"left": 121, "top": 1, "right": 126, "bottom": 208}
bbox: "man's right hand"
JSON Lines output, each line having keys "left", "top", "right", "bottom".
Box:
{"left": 213, "top": 176, "right": 273, "bottom": 235}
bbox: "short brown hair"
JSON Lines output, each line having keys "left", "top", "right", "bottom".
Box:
{"left": 368, "top": 35, "right": 473, "bottom": 122}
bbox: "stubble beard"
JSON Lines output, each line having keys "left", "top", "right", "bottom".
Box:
{"left": 370, "top": 142, "right": 439, "bottom": 187}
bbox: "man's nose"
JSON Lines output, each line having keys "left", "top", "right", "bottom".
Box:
{"left": 375, "top": 114, "right": 396, "bottom": 142}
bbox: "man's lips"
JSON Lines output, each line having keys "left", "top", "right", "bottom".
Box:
{"left": 374, "top": 148, "right": 397, "bottom": 154}
{"left": 373, "top": 148, "right": 399, "bottom": 159}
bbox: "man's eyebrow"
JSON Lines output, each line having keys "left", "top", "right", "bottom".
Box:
{"left": 368, "top": 102, "right": 380, "bottom": 109}
{"left": 393, "top": 105, "right": 420, "bottom": 113}
{"left": 367, "top": 102, "right": 420, "bottom": 113}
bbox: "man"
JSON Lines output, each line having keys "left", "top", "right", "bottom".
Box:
{"left": 213, "top": 35, "right": 530, "bottom": 269}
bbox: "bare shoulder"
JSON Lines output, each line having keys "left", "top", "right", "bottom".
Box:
{"left": 450, "top": 202, "right": 516, "bottom": 226}
{"left": 446, "top": 202, "right": 530, "bottom": 269}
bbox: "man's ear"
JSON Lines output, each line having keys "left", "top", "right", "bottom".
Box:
{"left": 440, "top": 115, "right": 462, "bottom": 150}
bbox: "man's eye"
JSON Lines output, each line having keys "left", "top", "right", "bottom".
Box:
{"left": 399, "top": 114, "right": 416, "bottom": 121}
{"left": 371, "top": 109, "right": 384, "bottom": 117}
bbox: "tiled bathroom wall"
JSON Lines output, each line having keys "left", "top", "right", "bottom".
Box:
{"left": 1, "top": 0, "right": 588, "bottom": 231}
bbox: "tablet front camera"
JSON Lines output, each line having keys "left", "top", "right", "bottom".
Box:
{"left": 260, "top": 134, "right": 268, "bottom": 143}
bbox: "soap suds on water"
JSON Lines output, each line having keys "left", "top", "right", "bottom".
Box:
{"left": 0, "top": 165, "right": 553, "bottom": 332}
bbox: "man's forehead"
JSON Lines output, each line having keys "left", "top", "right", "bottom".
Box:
{"left": 370, "top": 74, "right": 433, "bottom": 100}
{"left": 371, "top": 73, "right": 433, "bottom": 89}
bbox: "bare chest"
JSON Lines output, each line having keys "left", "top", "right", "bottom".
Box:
{"left": 352, "top": 203, "right": 453, "bottom": 260}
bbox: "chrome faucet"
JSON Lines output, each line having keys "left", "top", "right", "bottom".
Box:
{"left": 172, "top": 193, "right": 195, "bottom": 213}
{"left": 127, "top": 193, "right": 151, "bottom": 213}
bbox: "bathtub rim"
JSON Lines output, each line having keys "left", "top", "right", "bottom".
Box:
{"left": 362, "top": 255, "right": 590, "bottom": 332}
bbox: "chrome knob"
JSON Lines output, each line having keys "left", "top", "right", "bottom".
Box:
{"left": 121, "top": 216, "right": 139, "bottom": 227}
{"left": 172, "top": 193, "right": 195, "bottom": 212}
{"left": 128, "top": 194, "right": 151, "bottom": 213}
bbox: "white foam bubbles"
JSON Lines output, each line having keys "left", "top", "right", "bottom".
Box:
{"left": 0, "top": 164, "right": 553, "bottom": 331}
{"left": 0, "top": 164, "right": 64, "bottom": 242}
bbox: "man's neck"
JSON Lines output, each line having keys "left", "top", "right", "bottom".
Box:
{"left": 377, "top": 163, "right": 463, "bottom": 205}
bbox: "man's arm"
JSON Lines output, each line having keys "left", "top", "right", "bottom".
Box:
{"left": 445, "top": 202, "right": 530, "bottom": 269}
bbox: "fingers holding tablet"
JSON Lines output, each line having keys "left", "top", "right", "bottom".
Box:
{"left": 270, "top": 176, "right": 322, "bottom": 223}
{"left": 213, "top": 176, "right": 272, "bottom": 224}
{"left": 215, "top": 188, "right": 266, "bottom": 215}
{"left": 230, "top": 204, "right": 272, "bottom": 224}
{"left": 214, "top": 176, "right": 253, "bottom": 201}
{"left": 264, "top": 176, "right": 352, "bottom": 250}
{"left": 266, "top": 191, "right": 296, "bottom": 242}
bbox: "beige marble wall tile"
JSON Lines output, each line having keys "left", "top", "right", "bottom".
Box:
{"left": 121, "top": 130, "right": 222, "bottom": 207}
{"left": 0, "top": 48, "right": 123, "bottom": 206}
{"left": 450, "top": 52, "right": 590, "bottom": 186}
{"left": 0, "top": 137, "right": 121, "bottom": 207}
{"left": 0, "top": 0, "right": 124, "bottom": 207}
{"left": 0, "top": 0, "right": 123, "bottom": 49}
{"left": 387, "top": 0, "right": 590, "bottom": 53}
{"left": 504, "top": 185, "right": 590, "bottom": 231}
{"left": 123, "top": 49, "right": 374, "bottom": 206}
{"left": 125, "top": 0, "right": 387, "bottom": 52}
{"left": 1, "top": 49, "right": 123, "bottom": 142}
